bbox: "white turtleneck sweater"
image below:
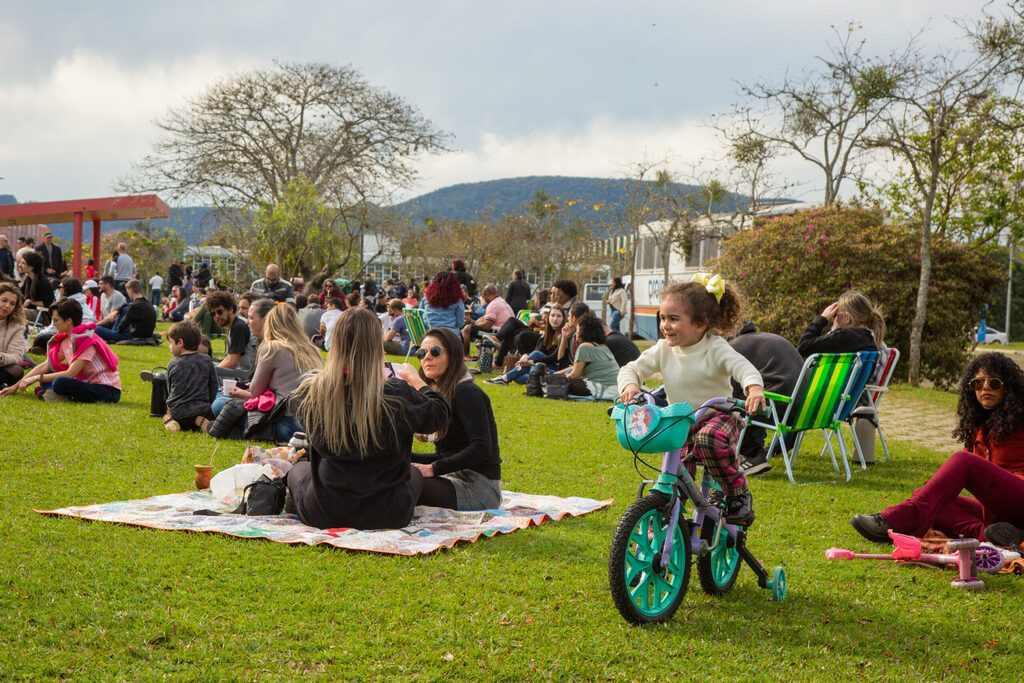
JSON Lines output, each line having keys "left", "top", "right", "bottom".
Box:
{"left": 617, "top": 334, "right": 763, "bottom": 409}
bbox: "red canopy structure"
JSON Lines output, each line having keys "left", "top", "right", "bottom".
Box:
{"left": 0, "top": 195, "right": 170, "bottom": 279}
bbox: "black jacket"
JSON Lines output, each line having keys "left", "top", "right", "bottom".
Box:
{"left": 797, "top": 316, "right": 877, "bottom": 358}
{"left": 35, "top": 243, "right": 65, "bottom": 276}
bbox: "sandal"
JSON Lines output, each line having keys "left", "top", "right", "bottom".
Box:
{"left": 163, "top": 414, "right": 181, "bottom": 431}
{"left": 195, "top": 415, "right": 212, "bottom": 433}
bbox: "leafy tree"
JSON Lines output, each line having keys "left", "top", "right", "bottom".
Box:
{"left": 100, "top": 221, "right": 185, "bottom": 285}
{"left": 714, "top": 206, "right": 1001, "bottom": 388}
{"left": 729, "top": 24, "right": 901, "bottom": 206}
{"left": 864, "top": 44, "right": 1007, "bottom": 385}
{"left": 120, "top": 62, "right": 449, "bottom": 280}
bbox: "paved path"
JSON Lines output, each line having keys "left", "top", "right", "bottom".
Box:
{"left": 878, "top": 393, "right": 959, "bottom": 453}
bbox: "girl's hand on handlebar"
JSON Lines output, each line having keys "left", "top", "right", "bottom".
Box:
{"left": 619, "top": 383, "right": 640, "bottom": 404}
{"left": 744, "top": 385, "right": 767, "bottom": 414}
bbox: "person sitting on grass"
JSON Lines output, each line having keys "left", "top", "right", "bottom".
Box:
{"left": 550, "top": 312, "right": 620, "bottom": 398}
{"left": 317, "top": 297, "right": 344, "bottom": 351}
{"left": 206, "top": 302, "right": 323, "bottom": 442}
{"left": 851, "top": 352, "right": 1024, "bottom": 553}
{"left": 460, "top": 283, "right": 513, "bottom": 359}
{"left": 205, "top": 291, "right": 252, "bottom": 380}
{"left": 411, "top": 327, "right": 502, "bottom": 510}
{"left": 83, "top": 279, "right": 102, "bottom": 322}
{"left": 162, "top": 320, "right": 218, "bottom": 432}
{"left": 18, "top": 250, "right": 55, "bottom": 317}
{"left": 161, "top": 285, "right": 183, "bottom": 322}
{"left": 29, "top": 278, "right": 96, "bottom": 353}
{"left": 382, "top": 298, "right": 411, "bottom": 356}
{"left": 93, "top": 279, "right": 157, "bottom": 345}
{"left": 485, "top": 303, "right": 567, "bottom": 385}
{"left": 420, "top": 271, "right": 465, "bottom": 335}
{"left": 0, "top": 298, "right": 121, "bottom": 403}
{"left": 0, "top": 282, "right": 27, "bottom": 389}
{"left": 285, "top": 308, "right": 450, "bottom": 530}
{"left": 96, "top": 276, "right": 126, "bottom": 330}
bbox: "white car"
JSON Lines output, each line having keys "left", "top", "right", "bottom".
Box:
{"left": 974, "top": 326, "right": 1009, "bottom": 345}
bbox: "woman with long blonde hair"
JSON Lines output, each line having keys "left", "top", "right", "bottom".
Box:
{"left": 286, "top": 307, "right": 449, "bottom": 530}
{"left": 207, "top": 302, "right": 324, "bottom": 442}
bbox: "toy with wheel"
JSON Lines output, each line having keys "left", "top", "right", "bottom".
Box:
{"left": 607, "top": 396, "right": 787, "bottom": 624}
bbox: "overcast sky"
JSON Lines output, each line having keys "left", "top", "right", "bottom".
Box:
{"left": 0, "top": 0, "right": 996, "bottom": 206}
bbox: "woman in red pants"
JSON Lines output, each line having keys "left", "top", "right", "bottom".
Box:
{"left": 851, "top": 352, "right": 1024, "bottom": 551}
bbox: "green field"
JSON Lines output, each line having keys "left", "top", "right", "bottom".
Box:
{"left": 1, "top": 336, "right": 1020, "bottom": 681}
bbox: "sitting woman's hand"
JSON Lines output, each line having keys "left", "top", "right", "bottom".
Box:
{"left": 228, "top": 386, "right": 253, "bottom": 399}
{"left": 394, "top": 362, "right": 426, "bottom": 389}
{"left": 412, "top": 462, "right": 435, "bottom": 478}
{"left": 518, "top": 354, "right": 531, "bottom": 365}
{"left": 820, "top": 302, "right": 840, "bottom": 322}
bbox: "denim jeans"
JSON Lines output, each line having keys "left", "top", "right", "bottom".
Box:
{"left": 93, "top": 325, "right": 134, "bottom": 344}
{"left": 42, "top": 378, "right": 121, "bottom": 403}
{"left": 506, "top": 350, "right": 549, "bottom": 384}
{"left": 609, "top": 307, "right": 622, "bottom": 332}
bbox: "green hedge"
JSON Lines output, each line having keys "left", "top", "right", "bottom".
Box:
{"left": 715, "top": 206, "right": 1001, "bottom": 388}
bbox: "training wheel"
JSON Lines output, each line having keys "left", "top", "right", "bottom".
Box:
{"left": 768, "top": 566, "right": 786, "bottom": 601}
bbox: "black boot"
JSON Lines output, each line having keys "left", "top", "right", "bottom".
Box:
{"left": 525, "top": 363, "right": 546, "bottom": 397}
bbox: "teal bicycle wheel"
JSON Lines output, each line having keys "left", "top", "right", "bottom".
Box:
{"left": 696, "top": 518, "right": 741, "bottom": 595}
{"left": 608, "top": 492, "right": 691, "bottom": 624}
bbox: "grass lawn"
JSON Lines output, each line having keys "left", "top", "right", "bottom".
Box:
{"left": 1, "top": 335, "right": 1021, "bottom": 680}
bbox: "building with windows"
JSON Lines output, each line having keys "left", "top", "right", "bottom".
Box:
{"left": 625, "top": 202, "right": 817, "bottom": 339}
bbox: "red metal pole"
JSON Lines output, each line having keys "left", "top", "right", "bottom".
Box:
{"left": 92, "top": 219, "right": 101, "bottom": 274}
{"left": 73, "top": 211, "right": 83, "bottom": 279}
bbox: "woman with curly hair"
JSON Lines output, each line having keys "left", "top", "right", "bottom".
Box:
{"left": 421, "top": 271, "right": 466, "bottom": 334}
{"left": 851, "top": 352, "right": 1024, "bottom": 551}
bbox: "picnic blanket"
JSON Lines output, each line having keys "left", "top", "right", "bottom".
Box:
{"left": 37, "top": 490, "right": 612, "bottom": 556}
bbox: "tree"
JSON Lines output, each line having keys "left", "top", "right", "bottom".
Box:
{"left": 120, "top": 62, "right": 449, "bottom": 279}
{"left": 100, "top": 221, "right": 185, "bottom": 283}
{"left": 729, "top": 24, "right": 901, "bottom": 206}
{"left": 714, "top": 206, "right": 1001, "bottom": 388}
{"left": 864, "top": 45, "right": 1007, "bottom": 385}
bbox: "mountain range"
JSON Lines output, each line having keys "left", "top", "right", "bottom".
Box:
{"left": 3, "top": 176, "right": 769, "bottom": 244}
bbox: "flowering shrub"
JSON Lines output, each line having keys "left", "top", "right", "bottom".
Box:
{"left": 715, "top": 206, "right": 1002, "bottom": 388}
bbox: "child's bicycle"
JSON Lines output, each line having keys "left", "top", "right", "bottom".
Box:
{"left": 608, "top": 394, "right": 786, "bottom": 624}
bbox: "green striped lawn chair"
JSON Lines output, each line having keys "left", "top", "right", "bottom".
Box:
{"left": 819, "top": 350, "right": 878, "bottom": 470}
{"left": 748, "top": 352, "right": 867, "bottom": 484}
{"left": 517, "top": 309, "right": 532, "bottom": 324}
{"left": 402, "top": 308, "right": 429, "bottom": 363}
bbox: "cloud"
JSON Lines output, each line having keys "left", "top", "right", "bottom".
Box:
{"left": 0, "top": 50, "right": 252, "bottom": 202}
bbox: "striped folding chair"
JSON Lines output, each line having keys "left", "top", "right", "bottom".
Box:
{"left": 517, "top": 309, "right": 532, "bottom": 324}
{"left": 748, "top": 352, "right": 864, "bottom": 484}
{"left": 402, "top": 308, "right": 429, "bottom": 363}
{"left": 848, "top": 347, "right": 900, "bottom": 463}
{"left": 819, "top": 350, "right": 878, "bottom": 470}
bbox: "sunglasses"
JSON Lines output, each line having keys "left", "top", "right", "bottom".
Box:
{"left": 415, "top": 345, "right": 443, "bottom": 359}
{"left": 969, "top": 377, "right": 1003, "bottom": 391}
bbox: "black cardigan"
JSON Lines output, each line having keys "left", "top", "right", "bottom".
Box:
{"left": 412, "top": 380, "right": 501, "bottom": 480}
{"left": 797, "top": 316, "right": 877, "bottom": 358}
{"left": 292, "top": 380, "right": 450, "bottom": 529}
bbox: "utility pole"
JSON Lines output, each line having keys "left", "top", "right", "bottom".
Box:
{"left": 1008, "top": 237, "right": 1015, "bottom": 343}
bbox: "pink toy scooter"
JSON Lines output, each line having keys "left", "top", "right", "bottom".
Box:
{"left": 826, "top": 530, "right": 1018, "bottom": 590}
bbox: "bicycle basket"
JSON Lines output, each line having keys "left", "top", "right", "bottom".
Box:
{"left": 610, "top": 402, "right": 695, "bottom": 453}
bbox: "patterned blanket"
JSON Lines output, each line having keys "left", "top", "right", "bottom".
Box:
{"left": 37, "top": 490, "right": 613, "bottom": 556}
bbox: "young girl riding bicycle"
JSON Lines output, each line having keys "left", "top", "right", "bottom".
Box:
{"left": 617, "top": 274, "right": 766, "bottom": 524}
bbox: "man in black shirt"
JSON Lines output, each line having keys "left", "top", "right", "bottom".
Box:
{"left": 602, "top": 322, "right": 641, "bottom": 367}
{"left": 206, "top": 291, "right": 252, "bottom": 380}
{"left": 167, "top": 258, "right": 184, "bottom": 290}
{"left": 94, "top": 280, "right": 157, "bottom": 344}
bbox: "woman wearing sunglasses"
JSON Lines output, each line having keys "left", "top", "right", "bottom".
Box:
{"left": 285, "top": 308, "right": 450, "bottom": 530}
{"left": 851, "top": 352, "right": 1024, "bottom": 552}
{"left": 411, "top": 327, "right": 502, "bottom": 510}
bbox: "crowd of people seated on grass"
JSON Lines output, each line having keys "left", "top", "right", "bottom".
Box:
{"left": 7, "top": 249, "right": 1023, "bottom": 552}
